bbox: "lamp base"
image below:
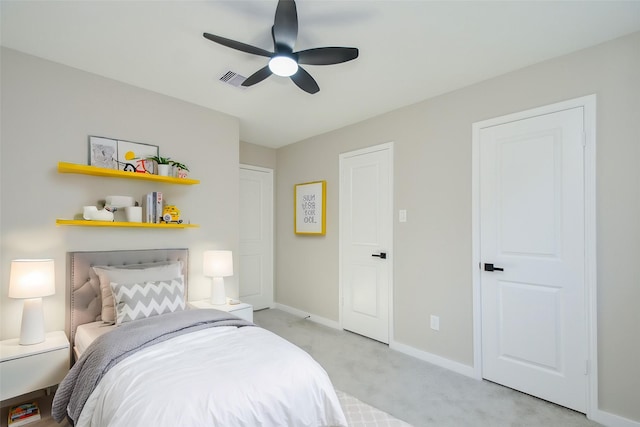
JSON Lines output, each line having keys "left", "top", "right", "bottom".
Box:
{"left": 210, "top": 277, "right": 226, "bottom": 305}
{"left": 20, "top": 298, "right": 45, "bottom": 345}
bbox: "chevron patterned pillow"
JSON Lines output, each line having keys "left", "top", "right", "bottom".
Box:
{"left": 110, "top": 276, "right": 186, "bottom": 325}
{"left": 93, "top": 261, "right": 183, "bottom": 324}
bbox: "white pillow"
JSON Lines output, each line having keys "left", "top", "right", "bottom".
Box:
{"left": 93, "top": 261, "right": 183, "bottom": 323}
{"left": 110, "top": 276, "right": 186, "bottom": 325}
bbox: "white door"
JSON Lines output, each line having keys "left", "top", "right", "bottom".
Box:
{"left": 340, "top": 143, "right": 393, "bottom": 344}
{"left": 479, "top": 107, "right": 587, "bottom": 412}
{"left": 239, "top": 165, "right": 273, "bottom": 310}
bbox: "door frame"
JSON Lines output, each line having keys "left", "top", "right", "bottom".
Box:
{"left": 471, "top": 95, "right": 597, "bottom": 416}
{"left": 239, "top": 164, "right": 274, "bottom": 308}
{"left": 338, "top": 142, "right": 395, "bottom": 342}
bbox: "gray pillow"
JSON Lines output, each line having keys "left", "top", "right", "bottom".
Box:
{"left": 93, "top": 261, "right": 183, "bottom": 323}
{"left": 110, "top": 276, "right": 186, "bottom": 325}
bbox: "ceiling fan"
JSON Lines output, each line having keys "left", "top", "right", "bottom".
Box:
{"left": 203, "top": 0, "right": 359, "bottom": 94}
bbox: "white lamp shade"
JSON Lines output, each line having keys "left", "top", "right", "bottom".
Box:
{"left": 203, "top": 251, "right": 233, "bottom": 277}
{"left": 9, "top": 259, "right": 56, "bottom": 299}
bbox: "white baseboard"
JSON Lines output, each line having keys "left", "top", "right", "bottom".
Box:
{"left": 388, "top": 342, "right": 640, "bottom": 427}
{"left": 273, "top": 304, "right": 474, "bottom": 379}
{"left": 390, "top": 340, "right": 476, "bottom": 378}
{"left": 591, "top": 409, "right": 640, "bottom": 427}
{"left": 270, "top": 305, "right": 638, "bottom": 427}
{"left": 273, "top": 303, "right": 341, "bottom": 330}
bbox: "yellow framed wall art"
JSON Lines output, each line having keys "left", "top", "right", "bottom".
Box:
{"left": 294, "top": 181, "right": 326, "bottom": 235}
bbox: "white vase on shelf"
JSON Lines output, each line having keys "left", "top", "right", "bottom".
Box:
{"left": 157, "top": 164, "right": 171, "bottom": 176}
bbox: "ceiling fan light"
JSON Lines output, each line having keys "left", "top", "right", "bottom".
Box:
{"left": 268, "top": 55, "right": 298, "bottom": 77}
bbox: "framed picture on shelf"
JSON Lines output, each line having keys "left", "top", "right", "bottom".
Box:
{"left": 117, "top": 139, "right": 159, "bottom": 174}
{"left": 88, "top": 136, "right": 118, "bottom": 169}
{"left": 294, "top": 180, "right": 326, "bottom": 235}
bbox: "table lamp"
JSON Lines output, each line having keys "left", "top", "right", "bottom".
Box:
{"left": 8, "top": 259, "right": 56, "bottom": 345}
{"left": 203, "top": 250, "right": 233, "bottom": 305}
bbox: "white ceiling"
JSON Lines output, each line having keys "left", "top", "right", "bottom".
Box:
{"left": 2, "top": 1, "right": 640, "bottom": 148}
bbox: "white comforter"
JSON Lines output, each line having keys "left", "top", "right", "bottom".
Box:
{"left": 76, "top": 326, "right": 347, "bottom": 427}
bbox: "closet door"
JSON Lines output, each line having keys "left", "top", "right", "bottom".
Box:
{"left": 478, "top": 106, "right": 587, "bottom": 412}
{"left": 239, "top": 165, "right": 274, "bottom": 310}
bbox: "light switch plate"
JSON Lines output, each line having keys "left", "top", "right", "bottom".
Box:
{"left": 430, "top": 315, "right": 440, "bottom": 331}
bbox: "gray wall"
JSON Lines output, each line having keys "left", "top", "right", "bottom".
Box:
{"left": 2, "top": 29, "right": 638, "bottom": 421}
{"left": 0, "top": 48, "right": 241, "bottom": 339}
{"left": 240, "top": 141, "right": 277, "bottom": 170}
{"left": 275, "top": 32, "right": 640, "bottom": 421}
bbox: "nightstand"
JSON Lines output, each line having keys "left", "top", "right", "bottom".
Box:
{"left": 0, "top": 331, "right": 70, "bottom": 401}
{"left": 188, "top": 300, "right": 253, "bottom": 322}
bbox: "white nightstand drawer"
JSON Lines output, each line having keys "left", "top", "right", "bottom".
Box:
{"left": 1, "top": 331, "right": 70, "bottom": 401}
{"left": 189, "top": 300, "right": 253, "bottom": 322}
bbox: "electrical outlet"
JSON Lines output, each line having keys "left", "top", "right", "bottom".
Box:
{"left": 430, "top": 315, "right": 440, "bottom": 331}
{"left": 399, "top": 209, "right": 407, "bottom": 223}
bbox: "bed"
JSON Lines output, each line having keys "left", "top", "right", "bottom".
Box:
{"left": 52, "top": 249, "right": 347, "bottom": 427}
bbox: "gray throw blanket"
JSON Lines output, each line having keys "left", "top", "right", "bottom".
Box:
{"left": 52, "top": 309, "right": 253, "bottom": 424}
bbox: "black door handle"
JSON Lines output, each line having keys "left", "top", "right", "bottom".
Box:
{"left": 484, "top": 263, "right": 504, "bottom": 272}
{"left": 372, "top": 252, "right": 387, "bottom": 259}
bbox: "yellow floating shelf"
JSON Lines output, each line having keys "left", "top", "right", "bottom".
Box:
{"left": 56, "top": 219, "right": 199, "bottom": 229}
{"left": 58, "top": 162, "right": 200, "bottom": 185}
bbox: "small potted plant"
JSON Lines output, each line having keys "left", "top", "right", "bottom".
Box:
{"left": 147, "top": 155, "right": 172, "bottom": 176}
{"left": 170, "top": 161, "right": 189, "bottom": 178}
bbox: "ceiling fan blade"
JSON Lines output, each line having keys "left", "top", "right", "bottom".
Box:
{"left": 241, "top": 66, "right": 273, "bottom": 87}
{"left": 273, "top": 0, "right": 298, "bottom": 51}
{"left": 290, "top": 66, "right": 319, "bottom": 94}
{"left": 203, "top": 32, "right": 272, "bottom": 58}
{"left": 296, "top": 47, "right": 359, "bottom": 65}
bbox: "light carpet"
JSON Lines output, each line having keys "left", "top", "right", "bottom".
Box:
{"left": 2, "top": 391, "right": 408, "bottom": 427}
{"left": 255, "top": 309, "right": 600, "bottom": 427}
{"left": 337, "top": 389, "right": 413, "bottom": 426}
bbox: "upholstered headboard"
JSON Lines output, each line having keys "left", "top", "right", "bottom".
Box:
{"left": 67, "top": 249, "right": 189, "bottom": 348}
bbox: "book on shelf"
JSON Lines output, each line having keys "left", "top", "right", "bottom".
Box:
{"left": 154, "top": 191, "right": 163, "bottom": 223}
{"left": 142, "top": 193, "right": 152, "bottom": 223}
{"left": 141, "top": 191, "right": 163, "bottom": 223}
{"left": 8, "top": 402, "right": 41, "bottom": 426}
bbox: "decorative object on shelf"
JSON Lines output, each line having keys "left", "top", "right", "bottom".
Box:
{"left": 8, "top": 259, "right": 56, "bottom": 345}
{"left": 203, "top": 250, "right": 233, "bottom": 305}
{"left": 88, "top": 136, "right": 158, "bottom": 173}
{"left": 82, "top": 206, "right": 114, "bottom": 221}
{"left": 161, "top": 205, "right": 183, "bottom": 224}
{"left": 88, "top": 136, "right": 118, "bottom": 170}
{"left": 104, "top": 195, "right": 136, "bottom": 222}
{"left": 294, "top": 180, "right": 326, "bottom": 235}
{"left": 124, "top": 206, "right": 143, "bottom": 222}
{"left": 105, "top": 195, "right": 135, "bottom": 208}
{"left": 118, "top": 139, "right": 158, "bottom": 173}
{"left": 170, "top": 161, "right": 190, "bottom": 178}
{"left": 147, "top": 155, "right": 172, "bottom": 176}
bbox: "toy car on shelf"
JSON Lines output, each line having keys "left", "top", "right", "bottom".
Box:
{"left": 161, "top": 205, "right": 183, "bottom": 224}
